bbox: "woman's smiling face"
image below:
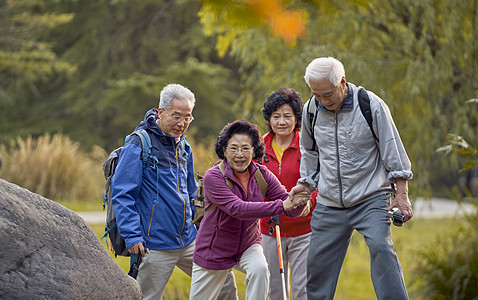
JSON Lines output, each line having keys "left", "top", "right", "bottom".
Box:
{"left": 269, "top": 104, "right": 297, "bottom": 138}
{"left": 223, "top": 134, "right": 254, "bottom": 174}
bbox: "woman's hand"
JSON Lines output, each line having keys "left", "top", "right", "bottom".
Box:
{"left": 283, "top": 191, "right": 310, "bottom": 211}
{"left": 299, "top": 200, "right": 312, "bottom": 217}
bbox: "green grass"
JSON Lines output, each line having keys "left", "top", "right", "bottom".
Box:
{"left": 58, "top": 199, "right": 102, "bottom": 212}
{"left": 87, "top": 217, "right": 463, "bottom": 299}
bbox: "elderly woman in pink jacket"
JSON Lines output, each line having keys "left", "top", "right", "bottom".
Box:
{"left": 189, "top": 120, "right": 309, "bottom": 300}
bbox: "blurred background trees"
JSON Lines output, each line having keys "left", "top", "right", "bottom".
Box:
{"left": 199, "top": 0, "right": 478, "bottom": 198}
{"left": 1, "top": 1, "right": 477, "bottom": 298}
{"left": 0, "top": 0, "right": 477, "bottom": 199}
{"left": 0, "top": 0, "right": 239, "bottom": 150}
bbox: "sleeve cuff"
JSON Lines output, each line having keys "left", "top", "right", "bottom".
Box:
{"left": 387, "top": 170, "right": 413, "bottom": 182}
{"left": 297, "top": 177, "right": 316, "bottom": 192}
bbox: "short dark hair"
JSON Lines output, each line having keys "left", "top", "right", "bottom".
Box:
{"left": 262, "top": 88, "right": 303, "bottom": 132}
{"left": 215, "top": 120, "right": 265, "bottom": 161}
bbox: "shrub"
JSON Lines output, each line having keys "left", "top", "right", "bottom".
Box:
{"left": 410, "top": 201, "right": 478, "bottom": 300}
{"left": 0, "top": 133, "right": 106, "bottom": 202}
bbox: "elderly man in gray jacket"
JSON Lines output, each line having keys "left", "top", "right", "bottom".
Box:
{"left": 290, "top": 57, "right": 413, "bottom": 300}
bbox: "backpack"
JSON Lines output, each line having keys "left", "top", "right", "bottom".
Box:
{"left": 191, "top": 160, "right": 269, "bottom": 226}
{"left": 306, "top": 87, "right": 378, "bottom": 151}
{"left": 306, "top": 87, "right": 396, "bottom": 192}
{"left": 102, "top": 129, "right": 152, "bottom": 257}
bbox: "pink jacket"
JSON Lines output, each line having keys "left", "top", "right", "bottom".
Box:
{"left": 193, "top": 161, "right": 305, "bottom": 270}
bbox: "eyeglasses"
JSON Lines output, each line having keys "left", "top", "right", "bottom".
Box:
{"left": 163, "top": 109, "right": 194, "bottom": 123}
{"left": 226, "top": 146, "right": 254, "bottom": 154}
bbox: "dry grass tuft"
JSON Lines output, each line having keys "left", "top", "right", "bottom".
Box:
{"left": 0, "top": 133, "right": 106, "bottom": 202}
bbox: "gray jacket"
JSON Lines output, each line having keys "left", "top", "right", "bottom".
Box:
{"left": 299, "top": 82, "right": 413, "bottom": 208}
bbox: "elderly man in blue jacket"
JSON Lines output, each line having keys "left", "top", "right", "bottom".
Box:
{"left": 112, "top": 83, "right": 237, "bottom": 299}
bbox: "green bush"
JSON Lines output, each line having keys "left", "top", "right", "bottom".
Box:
{"left": 410, "top": 203, "right": 478, "bottom": 300}
{"left": 0, "top": 133, "right": 106, "bottom": 202}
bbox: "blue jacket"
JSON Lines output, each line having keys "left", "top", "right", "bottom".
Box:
{"left": 111, "top": 108, "right": 197, "bottom": 250}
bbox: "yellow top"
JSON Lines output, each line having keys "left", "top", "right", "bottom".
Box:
{"left": 271, "top": 136, "right": 287, "bottom": 163}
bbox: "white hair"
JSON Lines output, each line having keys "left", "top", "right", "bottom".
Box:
{"left": 304, "top": 57, "right": 345, "bottom": 87}
{"left": 159, "top": 83, "right": 195, "bottom": 109}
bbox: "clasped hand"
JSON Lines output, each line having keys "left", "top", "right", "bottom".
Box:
{"left": 283, "top": 184, "right": 312, "bottom": 211}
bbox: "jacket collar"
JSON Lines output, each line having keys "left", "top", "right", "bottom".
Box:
{"left": 263, "top": 130, "right": 300, "bottom": 157}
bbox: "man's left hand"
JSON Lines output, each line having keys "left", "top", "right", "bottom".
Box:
{"left": 388, "top": 193, "right": 413, "bottom": 223}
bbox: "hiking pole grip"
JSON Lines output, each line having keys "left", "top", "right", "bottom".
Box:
{"left": 273, "top": 215, "right": 287, "bottom": 300}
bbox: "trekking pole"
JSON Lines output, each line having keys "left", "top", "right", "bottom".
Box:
{"left": 271, "top": 215, "right": 287, "bottom": 300}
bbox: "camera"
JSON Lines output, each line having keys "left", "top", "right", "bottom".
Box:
{"left": 387, "top": 208, "right": 404, "bottom": 227}
{"left": 128, "top": 253, "right": 143, "bottom": 279}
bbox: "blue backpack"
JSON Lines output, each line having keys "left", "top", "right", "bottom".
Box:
{"left": 102, "top": 129, "right": 151, "bottom": 257}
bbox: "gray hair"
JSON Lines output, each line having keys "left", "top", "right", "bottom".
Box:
{"left": 304, "top": 57, "right": 345, "bottom": 87}
{"left": 159, "top": 84, "right": 195, "bottom": 109}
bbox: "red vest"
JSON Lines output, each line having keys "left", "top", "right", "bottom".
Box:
{"left": 260, "top": 130, "right": 317, "bottom": 237}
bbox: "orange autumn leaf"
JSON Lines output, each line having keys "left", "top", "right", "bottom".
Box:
{"left": 269, "top": 10, "right": 307, "bottom": 43}
{"left": 244, "top": 0, "right": 307, "bottom": 43}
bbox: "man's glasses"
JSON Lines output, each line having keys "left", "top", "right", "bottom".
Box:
{"left": 163, "top": 109, "right": 194, "bottom": 123}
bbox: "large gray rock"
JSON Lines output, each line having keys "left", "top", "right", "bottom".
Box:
{"left": 0, "top": 178, "right": 141, "bottom": 299}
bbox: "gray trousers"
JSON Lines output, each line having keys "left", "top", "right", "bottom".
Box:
{"left": 262, "top": 233, "right": 310, "bottom": 300}
{"left": 307, "top": 195, "right": 408, "bottom": 300}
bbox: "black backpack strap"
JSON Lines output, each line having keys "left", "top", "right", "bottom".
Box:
{"left": 307, "top": 95, "right": 319, "bottom": 151}
{"left": 357, "top": 88, "right": 379, "bottom": 143}
{"left": 358, "top": 88, "right": 395, "bottom": 190}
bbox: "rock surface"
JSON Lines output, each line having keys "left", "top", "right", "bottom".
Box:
{"left": 0, "top": 178, "right": 141, "bottom": 299}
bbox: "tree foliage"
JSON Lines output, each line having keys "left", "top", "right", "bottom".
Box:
{"left": 0, "top": 0, "right": 240, "bottom": 151}
{"left": 0, "top": 0, "right": 76, "bottom": 144}
{"left": 1, "top": 0, "right": 477, "bottom": 197}
{"left": 200, "top": 0, "right": 478, "bottom": 196}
